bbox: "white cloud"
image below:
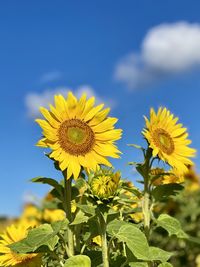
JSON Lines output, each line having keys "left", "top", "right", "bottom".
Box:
{"left": 40, "top": 71, "right": 62, "bottom": 83}
{"left": 114, "top": 21, "right": 200, "bottom": 89}
{"left": 25, "top": 85, "right": 116, "bottom": 118}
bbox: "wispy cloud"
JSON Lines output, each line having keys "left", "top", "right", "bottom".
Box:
{"left": 25, "top": 85, "right": 116, "bottom": 118}
{"left": 114, "top": 21, "right": 200, "bottom": 89}
{"left": 40, "top": 71, "right": 62, "bottom": 84}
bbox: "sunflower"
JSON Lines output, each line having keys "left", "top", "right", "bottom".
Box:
{"left": 184, "top": 166, "right": 200, "bottom": 192}
{"left": 19, "top": 204, "right": 41, "bottom": 226}
{"left": 36, "top": 92, "right": 122, "bottom": 179}
{"left": 143, "top": 107, "right": 196, "bottom": 174}
{"left": 150, "top": 167, "right": 184, "bottom": 185}
{"left": 0, "top": 223, "right": 42, "bottom": 267}
{"left": 91, "top": 169, "right": 120, "bottom": 199}
{"left": 43, "top": 208, "right": 65, "bottom": 222}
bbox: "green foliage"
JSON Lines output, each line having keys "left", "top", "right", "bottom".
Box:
{"left": 151, "top": 188, "right": 200, "bottom": 267}
{"left": 107, "top": 220, "right": 150, "bottom": 261}
{"left": 9, "top": 117, "right": 197, "bottom": 267}
{"left": 152, "top": 184, "right": 184, "bottom": 202}
{"left": 156, "top": 214, "right": 188, "bottom": 239}
{"left": 70, "top": 210, "right": 90, "bottom": 225}
{"left": 129, "top": 263, "right": 148, "bottom": 267}
{"left": 76, "top": 204, "right": 96, "bottom": 216}
{"left": 31, "top": 177, "right": 64, "bottom": 198}
{"left": 64, "top": 255, "right": 91, "bottom": 267}
{"left": 148, "top": 247, "right": 173, "bottom": 262}
{"left": 158, "top": 263, "right": 173, "bottom": 267}
{"left": 9, "top": 220, "right": 68, "bottom": 253}
{"left": 107, "top": 220, "right": 172, "bottom": 263}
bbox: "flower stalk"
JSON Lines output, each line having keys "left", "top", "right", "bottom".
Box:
{"left": 63, "top": 172, "right": 74, "bottom": 257}
{"left": 142, "top": 147, "right": 152, "bottom": 239}
{"left": 99, "top": 213, "right": 109, "bottom": 267}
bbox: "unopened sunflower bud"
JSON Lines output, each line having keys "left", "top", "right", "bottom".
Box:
{"left": 91, "top": 169, "right": 121, "bottom": 199}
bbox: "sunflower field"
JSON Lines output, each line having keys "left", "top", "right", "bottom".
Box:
{"left": 0, "top": 92, "right": 200, "bottom": 267}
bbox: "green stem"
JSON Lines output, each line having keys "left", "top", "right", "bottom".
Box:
{"left": 99, "top": 213, "right": 109, "bottom": 267}
{"left": 142, "top": 148, "right": 152, "bottom": 238}
{"left": 143, "top": 190, "right": 151, "bottom": 239}
{"left": 59, "top": 233, "right": 71, "bottom": 258}
{"left": 63, "top": 172, "right": 74, "bottom": 257}
{"left": 142, "top": 148, "right": 153, "bottom": 266}
{"left": 107, "top": 236, "right": 114, "bottom": 259}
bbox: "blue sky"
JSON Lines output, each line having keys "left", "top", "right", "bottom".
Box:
{"left": 1, "top": 0, "right": 200, "bottom": 216}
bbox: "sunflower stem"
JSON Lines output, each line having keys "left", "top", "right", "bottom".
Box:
{"left": 143, "top": 189, "right": 151, "bottom": 239}
{"left": 142, "top": 147, "right": 153, "bottom": 266}
{"left": 99, "top": 213, "right": 109, "bottom": 267}
{"left": 63, "top": 173, "right": 74, "bottom": 257}
{"left": 142, "top": 147, "right": 152, "bottom": 238}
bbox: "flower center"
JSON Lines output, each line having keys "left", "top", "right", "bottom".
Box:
{"left": 152, "top": 128, "right": 174, "bottom": 155}
{"left": 58, "top": 119, "right": 95, "bottom": 155}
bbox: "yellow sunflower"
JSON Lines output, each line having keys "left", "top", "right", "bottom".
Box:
{"left": 151, "top": 168, "right": 184, "bottom": 185}
{"left": 0, "top": 223, "right": 42, "bottom": 267}
{"left": 143, "top": 107, "right": 196, "bottom": 174}
{"left": 91, "top": 169, "right": 120, "bottom": 199}
{"left": 36, "top": 92, "right": 122, "bottom": 179}
{"left": 43, "top": 208, "right": 65, "bottom": 222}
{"left": 19, "top": 204, "right": 41, "bottom": 226}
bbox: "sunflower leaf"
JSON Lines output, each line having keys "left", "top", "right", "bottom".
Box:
{"left": 149, "top": 247, "right": 173, "bottom": 262}
{"left": 31, "top": 177, "right": 63, "bottom": 197}
{"left": 70, "top": 210, "right": 89, "bottom": 225}
{"left": 152, "top": 183, "right": 183, "bottom": 201}
{"left": 158, "top": 263, "right": 173, "bottom": 267}
{"left": 107, "top": 220, "right": 150, "bottom": 261}
{"left": 76, "top": 204, "right": 96, "bottom": 216}
{"left": 129, "top": 263, "right": 148, "bottom": 267}
{"left": 128, "top": 144, "right": 145, "bottom": 152}
{"left": 64, "top": 255, "right": 91, "bottom": 267}
{"left": 156, "top": 214, "right": 188, "bottom": 239}
{"left": 9, "top": 220, "right": 68, "bottom": 253}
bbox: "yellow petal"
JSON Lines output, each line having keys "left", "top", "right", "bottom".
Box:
{"left": 92, "top": 117, "right": 118, "bottom": 133}
{"left": 84, "top": 104, "right": 104, "bottom": 122}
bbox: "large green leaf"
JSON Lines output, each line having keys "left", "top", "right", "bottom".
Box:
{"left": 158, "top": 263, "right": 173, "bottom": 267}
{"left": 152, "top": 184, "right": 183, "bottom": 201}
{"left": 107, "top": 220, "right": 173, "bottom": 263}
{"left": 76, "top": 204, "right": 96, "bottom": 216}
{"left": 129, "top": 263, "right": 148, "bottom": 267}
{"left": 107, "top": 220, "right": 149, "bottom": 261}
{"left": 157, "top": 214, "right": 188, "bottom": 239}
{"left": 71, "top": 210, "right": 89, "bottom": 225}
{"left": 149, "top": 247, "right": 173, "bottom": 262}
{"left": 9, "top": 220, "right": 68, "bottom": 253}
{"left": 51, "top": 219, "right": 69, "bottom": 231}
{"left": 31, "top": 177, "right": 63, "bottom": 197}
{"left": 64, "top": 255, "right": 91, "bottom": 267}
{"left": 188, "top": 236, "right": 200, "bottom": 246}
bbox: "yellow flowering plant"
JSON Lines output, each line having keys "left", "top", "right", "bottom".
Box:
{"left": 3, "top": 94, "right": 198, "bottom": 267}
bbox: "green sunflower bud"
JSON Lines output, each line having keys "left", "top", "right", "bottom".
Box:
{"left": 90, "top": 169, "right": 121, "bottom": 199}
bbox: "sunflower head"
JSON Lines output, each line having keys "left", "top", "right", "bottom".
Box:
{"left": 20, "top": 204, "right": 42, "bottom": 224}
{"left": 90, "top": 168, "right": 121, "bottom": 199}
{"left": 0, "top": 222, "right": 42, "bottom": 267}
{"left": 150, "top": 168, "right": 165, "bottom": 186}
{"left": 150, "top": 167, "right": 184, "bottom": 185}
{"left": 36, "top": 92, "right": 122, "bottom": 180}
{"left": 43, "top": 209, "right": 65, "bottom": 222}
{"left": 143, "top": 107, "right": 196, "bottom": 175}
{"left": 184, "top": 165, "right": 200, "bottom": 191}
